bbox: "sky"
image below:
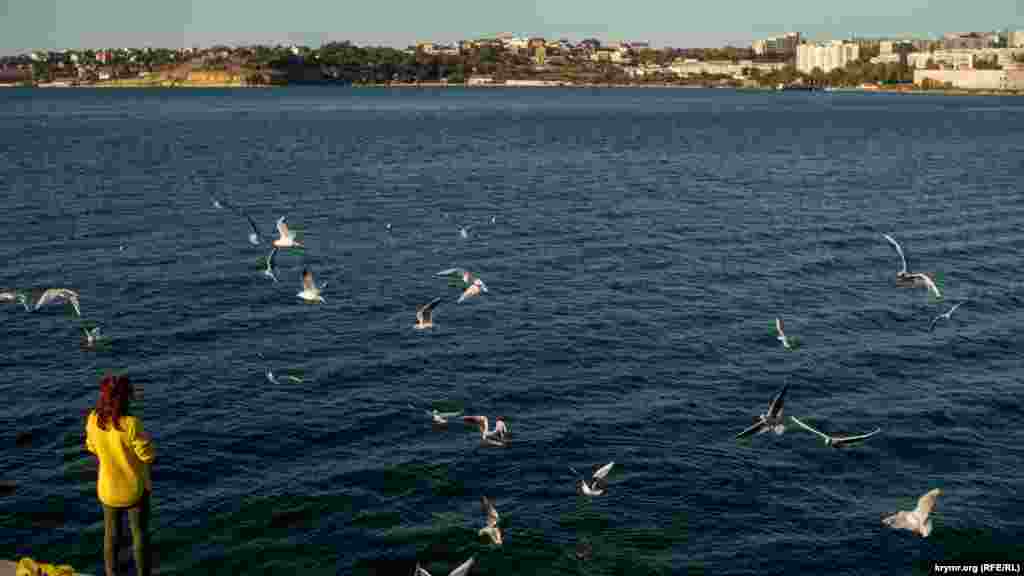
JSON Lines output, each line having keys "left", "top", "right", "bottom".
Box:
{"left": 1, "top": 0, "right": 1022, "bottom": 55}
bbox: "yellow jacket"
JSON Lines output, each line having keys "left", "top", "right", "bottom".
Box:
{"left": 85, "top": 411, "right": 155, "bottom": 508}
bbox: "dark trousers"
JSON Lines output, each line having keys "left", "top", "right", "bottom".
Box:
{"left": 102, "top": 491, "right": 151, "bottom": 576}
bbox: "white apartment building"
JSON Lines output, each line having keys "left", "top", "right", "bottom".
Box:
{"left": 795, "top": 41, "right": 860, "bottom": 73}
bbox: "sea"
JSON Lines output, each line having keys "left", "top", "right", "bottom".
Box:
{"left": 1, "top": 86, "right": 1022, "bottom": 576}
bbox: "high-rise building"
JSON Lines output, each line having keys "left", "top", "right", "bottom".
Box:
{"left": 752, "top": 32, "right": 801, "bottom": 57}
{"left": 796, "top": 41, "right": 860, "bottom": 74}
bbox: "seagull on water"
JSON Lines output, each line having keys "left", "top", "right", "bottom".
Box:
{"left": 262, "top": 247, "right": 279, "bottom": 283}
{"left": 415, "top": 297, "right": 442, "bottom": 329}
{"left": 274, "top": 216, "right": 303, "bottom": 248}
{"left": 883, "top": 488, "right": 942, "bottom": 538}
{"left": 414, "top": 557, "right": 475, "bottom": 576}
{"left": 929, "top": 300, "right": 966, "bottom": 332}
{"left": 790, "top": 416, "right": 881, "bottom": 448}
{"left": 775, "top": 317, "right": 797, "bottom": 350}
{"left": 28, "top": 289, "right": 81, "bottom": 317}
{"left": 437, "top": 268, "right": 488, "bottom": 303}
{"left": 883, "top": 234, "right": 942, "bottom": 299}
{"left": 460, "top": 226, "right": 470, "bottom": 239}
{"left": 479, "top": 496, "right": 503, "bottom": 545}
{"left": 736, "top": 383, "right": 789, "bottom": 439}
{"left": 570, "top": 462, "right": 615, "bottom": 497}
{"left": 464, "top": 415, "right": 508, "bottom": 446}
{"left": 297, "top": 268, "right": 326, "bottom": 303}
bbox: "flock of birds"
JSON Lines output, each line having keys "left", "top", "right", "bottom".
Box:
{"left": 738, "top": 232, "right": 968, "bottom": 543}
{"left": 0, "top": 202, "right": 970, "bottom": 574}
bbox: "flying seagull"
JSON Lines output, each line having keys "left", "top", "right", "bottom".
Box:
{"left": 570, "top": 462, "right": 615, "bottom": 497}
{"left": 883, "top": 234, "right": 942, "bottom": 299}
{"left": 883, "top": 488, "right": 942, "bottom": 538}
{"left": 775, "top": 317, "right": 796, "bottom": 350}
{"left": 736, "top": 383, "right": 789, "bottom": 439}
{"left": 29, "top": 289, "right": 81, "bottom": 317}
{"left": 262, "top": 247, "right": 279, "bottom": 283}
{"left": 212, "top": 197, "right": 262, "bottom": 245}
{"left": 257, "top": 353, "right": 303, "bottom": 384}
{"left": 274, "top": 216, "right": 303, "bottom": 248}
{"left": 82, "top": 326, "right": 101, "bottom": 347}
{"left": 422, "top": 407, "right": 463, "bottom": 426}
{"left": 790, "top": 416, "right": 881, "bottom": 448}
{"left": 929, "top": 300, "right": 966, "bottom": 332}
{"left": 464, "top": 415, "right": 508, "bottom": 446}
{"left": 297, "top": 268, "right": 326, "bottom": 303}
{"left": 479, "top": 496, "right": 503, "bottom": 545}
{"left": 1, "top": 291, "right": 28, "bottom": 311}
{"left": 414, "top": 557, "right": 475, "bottom": 576}
{"left": 437, "top": 268, "right": 488, "bottom": 303}
{"left": 415, "top": 297, "right": 442, "bottom": 330}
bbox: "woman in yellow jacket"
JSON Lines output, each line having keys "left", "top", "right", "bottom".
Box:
{"left": 85, "top": 374, "right": 155, "bottom": 576}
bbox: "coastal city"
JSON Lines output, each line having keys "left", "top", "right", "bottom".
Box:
{"left": 2, "top": 28, "right": 1024, "bottom": 92}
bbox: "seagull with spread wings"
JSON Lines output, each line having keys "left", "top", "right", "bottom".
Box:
{"left": 262, "top": 247, "right": 279, "bottom": 283}
{"left": 929, "top": 301, "right": 966, "bottom": 332}
{"left": 297, "top": 268, "right": 326, "bottom": 303}
{"left": 273, "top": 216, "right": 303, "bottom": 248}
{"left": 464, "top": 415, "right": 508, "bottom": 446}
{"left": 736, "top": 384, "right": 789, "bottom": 439}
{"left": 790, "top": 416, "right": 881, "bottom": 448}
{"left": 883, "top": 488, "right": 942, "bottom": 538}
{"left": 883, "top": 234, "right": 942, "bottom": 299}
{"left": 212, "top": 196, "right": 262, "bottom": 245}
{"left": 570, "top": 462, "right": 615, "bottom": 497}
{"left": 437, "top": 268, "right": 488, "bottom": 303}
{"left": 28, "top": 289, "right": 81, "bottom": 317}
{"left": 415, "top": 297, "right": 442, "bottom": 329}
{"left": 478, "top": 496, "right": 503, "bottom": 545}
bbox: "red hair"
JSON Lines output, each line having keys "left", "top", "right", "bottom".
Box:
{"left": 95, "top": 374, "right": 134, "bottom": 431}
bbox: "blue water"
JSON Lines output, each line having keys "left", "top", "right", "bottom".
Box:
{"left": 1, "top": 87, "right": 1023, "bottom": 575}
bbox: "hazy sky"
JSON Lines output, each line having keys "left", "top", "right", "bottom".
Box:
{"left": 1, "top": 0, "right": 1021, "bottom": 55}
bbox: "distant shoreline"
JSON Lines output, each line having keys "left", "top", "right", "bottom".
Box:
{"left": 14, "top": 82, "right": 1024, "bottom": 96}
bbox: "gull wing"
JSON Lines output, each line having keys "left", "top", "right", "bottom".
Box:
{"left": 0, "top": 291, "right": 17, "bottom": 302}
{"left": 414, "top": 563, "right": 433, "bottom": 576}
{"left": 833, "top": 428, "right": 882, "bottom": 446}
{"left": 883, "top": 233, "right": 908, "bottom": 275}
{"left": 417, "top": 297, "right": 442, "bottom": 322}
{"left": 266, "top": 247, "right": 278, "bottom": 268}
{"left": 928, "top": 314, "right": 943, "bottom": 332}
{"left": 436, "top": 268, "right": 465, "bottom": 277}
{"left": 277, "top": 216, "right": 292, "bottom": 240}
{"left": 775, "top": 317, "right": 785, "bottom": 339}
{"left": 915, "top": 274, "right": 942, "bottom": 300}
{"left": 245, "top": 213, "right": 262, "bottom": 245}
{"left": 913, "top": 488, "right": 941, "bottom": 519}
{"left": 789, "top": 416, "right": 832, "bottom": 442}
{"left": 436, "top": 410, "right": 463, "bottom": 419}
{"left": 448, "top": 557, "right": 475, "bottom": 576}
{"left": 593, "top": 461, "right": 615, "bottom": 481}
{"left": 302, "top": 268, "right": 315, "bottom": 292}
{"left": 481, "top": 496, "right": 499, "bottom": 527}
{"left": 735, "top": 418, "right": 767, "bottom": 440}
{"left": 464, "top": 415, "right": 488, "bottom": 435}
{"left": 477, "top": 278, "right": 488, "bottom": 293}
{"left": 767, "top": 383, "right": 789, "bottom": 419}
{"left": 948, "top": 301, "right": 966, "bottom": 315}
